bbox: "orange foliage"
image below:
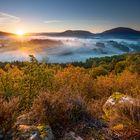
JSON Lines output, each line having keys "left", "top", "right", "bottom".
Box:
{"left": 54, "top": 65, "right": 95, "bottom": 98}
{"left": 95, "top": 70, "right": 140, "bottom": 98}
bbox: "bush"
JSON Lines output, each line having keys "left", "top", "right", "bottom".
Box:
{"left": 30, "top": 92, "right": 94, "bottom": 138}
{"left": 20, "top": 61, "right": 54, "bottom": 109}
{"left": 109, "top": 100, "right": 140, "bottom": 139}
{"left": 94, "top": 70, "right": 140, "bottom": 98}
{"left": 0, "top": 97, "right": 20, "bottom": 133}
{"left": 0, "top": 65, "right": 23, "bottom": 100}
{"left": 54, "top": 65, "right": 95, "bottom": 98}
{"left": 114, "top": 61, "right": 127, "bottom": 74}
{"left": 89, "top": 66, "right": 109, "bottom": 78}
{"left": 116, "top": 71, "right": 140, "bottom": 97}
{"left": 94, "top": 73, "right": 116, "bottom": 98}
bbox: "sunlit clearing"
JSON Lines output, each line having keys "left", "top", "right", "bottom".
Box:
{"left": 16, "top": 30, "right": 25, "bottom": 36}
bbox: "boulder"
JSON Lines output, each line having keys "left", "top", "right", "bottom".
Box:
{"left": 103, "top": 92, "right": 134, "bottom": 119}
{"left": 11, "top": 114, "right": 54, "bottom": 140}
{"left": 37, "top": 125, "right": 54, "bottom": 140}
{"left": 14, "top": 124, "right": 39, "bottom": 140}
{"left": 103, "top": 92, "right": 140, "bottom": 139}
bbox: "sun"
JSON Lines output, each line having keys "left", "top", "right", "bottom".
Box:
{"left": 16, "top": 30, "right": 25, "bottom": 36}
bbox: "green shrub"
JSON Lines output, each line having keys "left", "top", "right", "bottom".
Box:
{"left": 114, "top": 61, "right": 127, "bottom": 74}
{"left": 89, "top": 66, "right": 109, "bottom": 78}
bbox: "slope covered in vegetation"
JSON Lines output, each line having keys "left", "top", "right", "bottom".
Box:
{"left": 0, "top": 53, "right": 140, "bottom": 139}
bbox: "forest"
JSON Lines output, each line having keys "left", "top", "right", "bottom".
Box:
{"left": 0, "top": 53, "right": 140, "bottom": 139}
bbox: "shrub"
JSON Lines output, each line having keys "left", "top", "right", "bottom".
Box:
{"left": 54, "top": 65, "right": 95, "bottom": 98}
{"left": 94, "top": 73, "right": 116, "bottom": 98}
{"left": 19, "top": 58, "right": 54, "bottom": 109}
{"left": 30, "top": 92, "right": 92, "bottom": 138}
{"left": 94, "top": 70, "right": 140, "bottom": 98}
{"left": 109, "top": 100, "right": 140, "bottom": 139}
{"left": 116, "top": 70, "right": 140, "bottom": 97}
{"left": 0, "top": 65, "right": 23, "bottom": 100}
{"left": 0, "top": 97, "right": 20, "bottom": 133}
{"left": 87, "top": 98, "right": 105, "bottom": 119}
{"left": 114, "top": 61, "right": 127, "bottom": 74}
{"left": 89, "top": 66, "right": 109, "bottom": 78}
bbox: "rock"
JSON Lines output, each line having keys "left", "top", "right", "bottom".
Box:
{"left": 13, "top": 124, "right": 54, "bottom": 140}
{"left": 37, "top": 125, "right": 54, "bottom": 140}
{"left": 30, "top": 131, "right": 40, "bottom": 140}
{"left": 103, "top": 92, "right": 134, "bottom": 119}
{"left": 14, "top": 124, "right": 39, "bottom": 140}
{"left": 103, "top": 92, "right": 140, "bottom": 138}
{"left": 64, "top": 131, "right": 83, "bottom": 140}
{"left": 11, "top": 114, "right": 54, "bottom": 140}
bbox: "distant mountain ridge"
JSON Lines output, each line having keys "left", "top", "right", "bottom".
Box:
{"left": 97, "top": 27, "right": 140, "bottom": 37}
{"left": 1, "top": 27, "right": 140, "bottom": 38}
{"left": 0, "top": 31, "right": 14, "bottom": 36}
{"left": 31, "top": 30, "right": 94, "bottom": 38}
{"left": 50, "top": 30, "right": 94, "bottom": 37}
{"left": 29, "top": 27, "right": 140, "bottom": 38}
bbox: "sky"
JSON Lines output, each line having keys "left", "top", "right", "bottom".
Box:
{"left": 0, "top": 0, "right": 140, "bottom": 33}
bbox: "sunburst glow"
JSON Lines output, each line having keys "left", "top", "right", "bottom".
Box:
{"left": 16, "top": 30, "right": 25, "bottom": 36}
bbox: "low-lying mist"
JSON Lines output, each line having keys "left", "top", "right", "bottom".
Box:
{"left": 0, "top": 36, "right": 140, "bottom": 63}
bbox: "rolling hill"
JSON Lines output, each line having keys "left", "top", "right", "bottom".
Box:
{"left": 0, "top": 31, "right": 14, "bottom": 36}
{"left": 1, "top": 27, "right": 140, "bottom": 38}
{"left": 97, "top": 27, "right": 140, "bottom": 38}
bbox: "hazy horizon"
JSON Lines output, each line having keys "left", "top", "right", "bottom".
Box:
{"left": 1, "top": 26, "right": 140, "bottom": 35}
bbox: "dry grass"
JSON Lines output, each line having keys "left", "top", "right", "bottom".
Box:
{"left": 30, "top": 91, "right": 103, "bottom": 138}
{"left": 0, "top": 97, "right": 20, "bottom": 132}
{"left": 109, "top": 100, "right": 140, "bottom": 139}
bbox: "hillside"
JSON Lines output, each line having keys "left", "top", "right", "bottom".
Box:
{"left": 48, "top": 30, "right": 94, "bottom": 38}
{"left": 0, "top": 53, "right": 140, "bottom": 139}
{"left": 30, "top": 27, "right": 140, "bottom": 38}
{"left": 97, "top": 27, "right": 140, "bottom": 38}
{"left": 30, "top": 30, "right": 94, "bottom": 38}
{"left": 1, "top": 27, "right": 140, "bottom": 38}
{"left": 0, "top": 31, "right": 14, "bottom": 36}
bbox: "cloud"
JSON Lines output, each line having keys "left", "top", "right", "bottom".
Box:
{"left": 44, "top": 20, "right": 62, "bottom": 24}
{"left": 0, "top": 12, "right": 20, "bottom": 25}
